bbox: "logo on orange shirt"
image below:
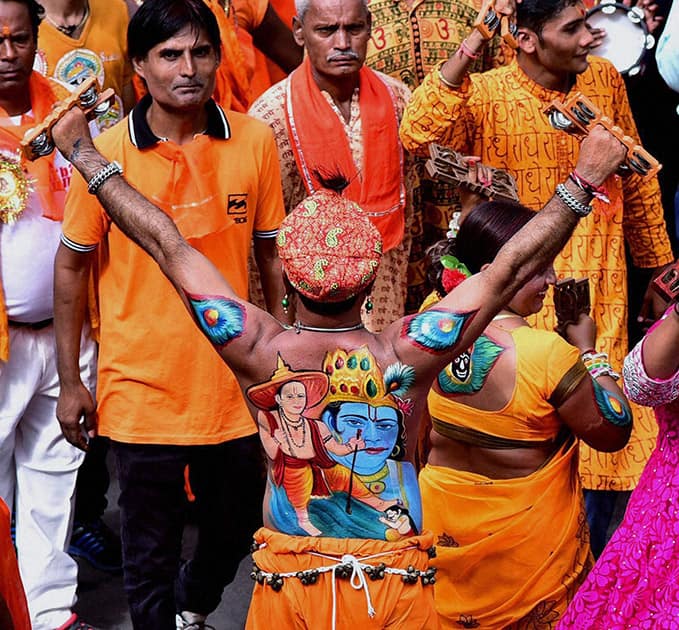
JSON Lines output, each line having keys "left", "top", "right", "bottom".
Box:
{"left": 227, "top": 194, "right": 248, "bottom": 224}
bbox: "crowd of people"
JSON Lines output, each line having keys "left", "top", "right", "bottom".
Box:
{"left": 0, "top": 0, "right": 678, "bottom": 629}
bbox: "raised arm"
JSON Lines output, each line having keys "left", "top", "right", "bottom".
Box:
{"left": 51, "top": 107, "right": 282, "bottom": 379}
{"left": 399, "top": 0, "right": 515, "bottom": 155}
{"left": 391, "top": 125, "right": 628, "bottom": 374}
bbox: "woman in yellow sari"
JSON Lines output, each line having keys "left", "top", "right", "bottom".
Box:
{"left": 419, "top": 200, "right": 633, "bottom": 629}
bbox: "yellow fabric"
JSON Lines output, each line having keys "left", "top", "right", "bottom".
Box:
{"left": 365, "top": 0, "right": 509, "bottom": 312}
{"left": 401, "top": 56, "right": 672, "bottom": 490}
{"left": 247, "top": 527, "right": 440, "bottom": 629}
{"left": 420, "top": 442, "right": 592, "bottom": 629}
{"left": 36, "top": 0, "right": 132, "bottom": 127}
{"left": 62, "top": 110, "right": 284, "bottom": 445}
{"left": 428, "top": 326, "right": 580, "bottom": 442}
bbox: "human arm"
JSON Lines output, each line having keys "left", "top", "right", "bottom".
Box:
{"left": 51, "top": 107, "right": 282, "bottom": 381}
{"left": 553, "top": 314, "right": 632, "bottom": 451}
{"left": 252, "top": 3, "right": 302, "bottom": 73}
{"left": 53, "top": 245, "right": 97, "bottom": 451}
{"left": 390, "top": 125, "right": 628, "bottom": 374}
{"left": 623, "top": 305, "right": 679, "bottom": 406}
{"left": 398, "top": 0, "right": 516, "bottom": 156}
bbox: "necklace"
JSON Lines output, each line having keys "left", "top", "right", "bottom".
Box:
{"left": 279, "top": 411, "right": 307, "bottom": 451}
{"left": 492, "top": 312, "right": 522, "bottom": 321}
{"left": 279, "top": 407, "right": 304, "bottom": 428}
{"left": 45, "top": 1, "right": 90, "bottom": 37}
{"left": 294, "top": 321, "right": 364, "bottom": 334}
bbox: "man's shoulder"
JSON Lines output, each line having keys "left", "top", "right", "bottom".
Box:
{"left": 582, "top": 55, "right": 624, "bottom": 85}
{"left": 225, "top": 107, "right": 277, "bottom": 142}
{"left": 248, "top": 79, "right": 287, "bottom": 121}
{"left": 371, "top": 69, "right": 412, "bottom": 103}
{"left": 90, "top": 0, "right": 129, "bottom": 23}
{"left": 93, "top": 117, "right": 130, "bottom": 156}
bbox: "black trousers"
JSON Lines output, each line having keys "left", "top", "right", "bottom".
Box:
{"left": 113, "top": 434, "right": 264, "bottom": 629}
{"left": 74, "top": 436, "right": 111, "bottom": 522}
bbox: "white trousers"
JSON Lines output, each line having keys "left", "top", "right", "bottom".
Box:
{"left": 0, "top": 324, "right": 96, "bottom": 630}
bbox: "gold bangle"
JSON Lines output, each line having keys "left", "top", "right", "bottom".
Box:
{"left": 438, "top": 68, "right": 462, "bottom": 89}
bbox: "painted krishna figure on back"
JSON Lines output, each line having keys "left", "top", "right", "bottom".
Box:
{"left": 48, "top": 85, "right": 628, "bottom": 626}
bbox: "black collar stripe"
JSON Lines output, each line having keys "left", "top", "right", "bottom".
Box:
{"left": 128, "top": 93, "right": 230, "bottom": 149}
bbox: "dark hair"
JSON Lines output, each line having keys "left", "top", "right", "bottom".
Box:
{"left": 517, "top": 0, "right": 580, "bottom": 40}
{"left": 427, "top": 200, "right": 535, "bottom": 296}
{"left": 127, "top": 0, "right": 221, "bottom": 61}
{"left": 7, "top": 0, "right": 44, "bottom": 41}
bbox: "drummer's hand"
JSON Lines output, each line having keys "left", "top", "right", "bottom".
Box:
{"left": 622, "top": 0, "right": 663, "bottom": 34}
{"left": 586, "top": 24, "right": 606, "bottom": 51}
{"left": 494, "top": 0, "right": 519, "bottom": 18}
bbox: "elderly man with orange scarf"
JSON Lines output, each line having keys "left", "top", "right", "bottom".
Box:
{"left": 0, "top": 1, "right": 97, "bottom": 629}
{"left": 248, "top": 0, "right": 415, "bottom": 332}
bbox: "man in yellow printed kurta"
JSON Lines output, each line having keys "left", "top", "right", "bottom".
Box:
{"left": 365, "top": 0, "right": 508, "bottom": 312}
{"left": 400, "top": 0, "right": 673, "bottom": 555}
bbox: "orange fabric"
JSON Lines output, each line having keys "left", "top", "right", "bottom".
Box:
{"left": 0, "top": 72, "right": 68, "bottom": 362}
{"left": 263, "top": 0, "right": 295, "bottom": 87}
{"left": 428, "top": 326, "right": 579, "bottom": 441}
{"left": 233, "top": 0, "right": 270, "bottom": 100}
{"left": 36, "top": 0, "right": 132, "bottom": 127}
{"left": 0, "top": 499, "right": 30, "bottom": 630}
{"left": 420, "top": 442, "right": 592, "bottom": 629}
{"left": 247, "top": 527, "right": 440, "bottom": 629}
{"left": 401, "top": 56, "right": 673, "bottom": 491}
{"left": 204, "top": 0, "right": 252, "bottom": 112}
{"left": 62, "top": 110, "right": 284, "bottom": 444}
{"left": 286, "top": 58, "right": 405, "bottom": 251}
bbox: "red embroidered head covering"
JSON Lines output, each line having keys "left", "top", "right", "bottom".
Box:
{"left": 276, "top": 189, "right": 382, "bottom": 303}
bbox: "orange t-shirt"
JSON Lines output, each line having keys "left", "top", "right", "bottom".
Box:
{"left": 35, "top": 0, "right": 132, "bottom": 129}
{"left": 62, "top": 99, "right": 285, "bottom": 445}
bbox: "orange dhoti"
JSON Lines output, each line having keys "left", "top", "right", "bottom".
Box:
{"left": 247, "top": 527, "right": 440, "bottom": 629}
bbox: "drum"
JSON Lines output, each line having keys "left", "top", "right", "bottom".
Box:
{"left": 586, "top": 1, "right": 655, "bottom": 76}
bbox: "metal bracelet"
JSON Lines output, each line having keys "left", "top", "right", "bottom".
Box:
{"left": 555, "top": 182, "right": 592, "bottom": 217}
{"left": 87, "top": 160, "right": 123, "bottom": 195}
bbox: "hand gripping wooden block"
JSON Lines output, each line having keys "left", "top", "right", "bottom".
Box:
{"left": 553, "top": 277, "right": 591, "bottom": 338}
{"left": 544, "top": 91, "right": 661, "bottom": 180}
{"left": 425, "top": 143, "right": 520, "bottom": 202}
{"left": 473, "top": 0, "right": 518, "bottom": 48}
{"left": 21, "top": 77, "right": 115, "bottom": 161}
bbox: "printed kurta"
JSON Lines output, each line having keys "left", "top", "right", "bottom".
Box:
{"left": 400, "top": 56, "right": 674, "bottom": 490}
{"left": 248, "top": 72, "right": 416, "bottom": 332}
{"left": 365, "top": 0, "right": 510, "bottom": 312}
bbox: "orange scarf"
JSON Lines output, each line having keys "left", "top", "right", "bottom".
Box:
{"left": 0, "top": 72, "right": 68, "bottom": 221}
{"left": 285, "top": 58, "right": 405, "bottom": 251}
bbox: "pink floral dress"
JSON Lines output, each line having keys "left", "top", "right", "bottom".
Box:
{"left": 558, "top": 332, "right": 679, "bottom": 629}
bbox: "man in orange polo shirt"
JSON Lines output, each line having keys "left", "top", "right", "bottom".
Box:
{"left": 53, "top": 1, "right": 286, "bottom": 628}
